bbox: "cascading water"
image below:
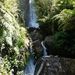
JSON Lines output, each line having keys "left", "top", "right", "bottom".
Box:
{"left": 24, "top": 39, "right": 36, "bottom": 75}
{"left": 24, "top": 55, "right": 35, "bottom": 75}
{"left": 24, "top": 41, "right": 47, "bottom": 75}
{"left": 41, "top": 41, "right": 47, "bottom": 56}
{"left": 24, "top": 0, "right": 47, "bottom": 75}
{"left": 28, "top": 0, "right": 39, "bottom": 28}
{"left": 24, "top": 0, "right": 39, "bottom": 75}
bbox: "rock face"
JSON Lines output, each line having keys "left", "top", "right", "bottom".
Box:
{"left": 44, "top": 36, "right": 54, "bottom": 55}
{"left": 34, "top": 55, "right": 75, "bottom": 75}
{"left": 19, "top": 0, "right": 29, "bottom": 24}
{"left": 29, "top": 29, "right": 43, "bottom": 60}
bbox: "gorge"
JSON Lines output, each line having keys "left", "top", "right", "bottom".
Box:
{"left": 24, "top": 0, "right": 75, "bottom": 75}
{"left": 0, "top": 0, "right": 75, "bottom": 75}
{"left": 24, "top": 0, "right": 47, "bottom": 75}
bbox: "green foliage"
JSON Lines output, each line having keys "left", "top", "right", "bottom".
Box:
{"left": 35, "top": 0, "right": 75, "bottom": 31}
{"left": 35, "top": 0, "right": 75, "bottom": 57}
{"left": 52, "top": 9, "right": 75, "bottom": 31}
{"left": 53, "top": 31, "right": 75, "bottom": 57}
{"left": 1, "top": 0, "right": 19, "bottom": 15}
{"left": 0, "top": 0, "right": 30, "bottom": 74}
{"left": 35, "top": 0, "right": 52, "bottom": 18}
{"left": 53, "top": 31, "right": 68, "bottom": 49}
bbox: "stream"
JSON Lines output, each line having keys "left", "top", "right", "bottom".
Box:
{"left": 24, "top": 0, "right": 47, "bottom": 75}
{"left": 24, "top": 41, "right": 47, "bottom": 75}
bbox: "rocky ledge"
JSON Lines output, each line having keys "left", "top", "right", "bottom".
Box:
{"left": 34, "top": 55, "right": 75, "bottom": 75}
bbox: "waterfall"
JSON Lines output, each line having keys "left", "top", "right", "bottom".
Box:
{"left": 24, "top": 56, "right": 35, "bottom": 75}
{"left": 24, "top": 0, "right": 47, "bottom": 75}
{"left": 41, "top": 41, "right": 47, "bottom": 56}
{"left": 24, "top": 41, "right": 47, "bottom": 75}
{"left": 29, "top": 0, "right": 39, "bottom": 28}
{"left": 24, "top": 38, "right": 36, "bottom": 75}
{"left": 24, "top": 0, "right": 39, "bottom": 75}
{"left": 34, "top": 42, "right": 47, "bottom": 75}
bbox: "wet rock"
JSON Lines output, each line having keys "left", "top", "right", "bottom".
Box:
{"left": 29, "top": 29, "right": 43, "bottom": 59}
{"left": 30, "top": 29, "right": 42, "bottom": 41}
{"left": 35, "top": 55, "right": 75, "bottom": 75}
{"left": 44, "top": 36, "right": 54, "bottom": 55}
{"left": 27, "top": 27, "right": 39, "bottom": 33}
{"left": 32, "top": 40, "right": 43, "bottom": 60}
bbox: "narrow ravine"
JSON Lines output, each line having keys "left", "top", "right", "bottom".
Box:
{"left": 24, "top": 0, "right": 48, "bottom": 74}
{"left": 24, "top": 0, "right": 39, "bottom": 75}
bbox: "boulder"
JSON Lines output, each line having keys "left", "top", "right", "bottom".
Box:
{"left": 35, "top": 55, "right": 75, "bottom": 75}
{"left": 29, "top": 29, "right": 43, "bottom": 59}
{"left": 44, "top": 36, "right": 54, "bottom": 55}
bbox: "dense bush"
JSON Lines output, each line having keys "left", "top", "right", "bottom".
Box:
{"left": 35, "top": 0, "right": 75, "bottom": 33}
{"left": 0, "top": 0, "right": 30, "bottom": 75}
{"left": 35, "top": 0, "right": 75, "bottom": 57}
{"left": 52, "top": 31, "right": 75, "bottom": 57}
{"left": 52, "top": 9, "right": 75, "bottom": 31}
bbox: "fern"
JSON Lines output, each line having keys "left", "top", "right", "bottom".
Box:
{"left": 52, "top": 9, "right": 75, "bottom": 30}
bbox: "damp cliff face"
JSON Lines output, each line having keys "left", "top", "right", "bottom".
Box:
{"left": 24, "top": 0, "right": 30, "bottom": 25}
{"left": 19, "top": 0, "right": 29, "bottom": 25}
{"left": 20, "top": 0, "right": 39, "bottom": 28}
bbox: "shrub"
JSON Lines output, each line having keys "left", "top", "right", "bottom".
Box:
{"left": 53, "top": 31, "right": 75, "bottom": 57}
{"left": 0, "top": 0, "right": 30, "bottom": 74}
